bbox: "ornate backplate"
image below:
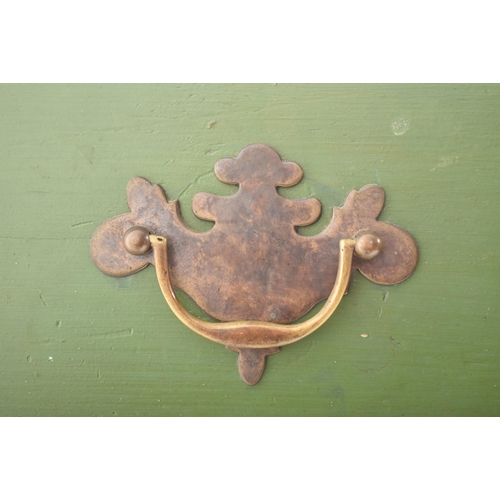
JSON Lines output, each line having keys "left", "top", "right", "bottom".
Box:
{"left": 90, "top": 144, "right": 418, "bottom": 384}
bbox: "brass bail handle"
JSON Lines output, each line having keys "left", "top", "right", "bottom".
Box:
{"left": 120, "top": 224, "right": 384, "bottom": 384}
{"left": 149, "top": 235, "right": 362, "bottom": 349}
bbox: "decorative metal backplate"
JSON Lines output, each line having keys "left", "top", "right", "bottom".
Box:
{"left": 90, "top": 144, "right": 418, "bottom": 384}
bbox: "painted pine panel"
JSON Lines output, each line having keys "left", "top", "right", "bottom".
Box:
{"left": 0, "top": 84, "right": 498, "bottom": 416}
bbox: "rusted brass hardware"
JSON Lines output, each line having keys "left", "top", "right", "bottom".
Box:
{"left": 91, "top": 144, "right": 418, "bottom": 385}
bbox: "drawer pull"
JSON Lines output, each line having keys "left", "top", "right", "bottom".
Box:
{"left": 91, "top": 144, "right": 418, "bottom": 384}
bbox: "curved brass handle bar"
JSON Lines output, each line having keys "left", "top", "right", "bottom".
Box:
{"left": 150, "top": 235, "right": 355, "bottom": 349}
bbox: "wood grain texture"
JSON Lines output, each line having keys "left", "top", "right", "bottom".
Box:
{"left": 0, "top": 84, "right": 499, "bottom": 416}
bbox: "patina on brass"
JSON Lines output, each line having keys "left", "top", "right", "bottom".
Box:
{"left": 123, "top": 226, "right": 151, "bottom": 256}
{"left": 150, "top": 236, "right": 355, "bottom": 348}
{"left": 151, "top": 235, "right": 355, "bottom": 385}
{"left": 90, "top": 144, "right": 418, "bottom": 385}
{"left": 354, "top": 230, "right": 383, "bottom": 260}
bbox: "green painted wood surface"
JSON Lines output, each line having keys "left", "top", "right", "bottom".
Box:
{"left": 0, "top": 84, "right": 499, "bottom": 416}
